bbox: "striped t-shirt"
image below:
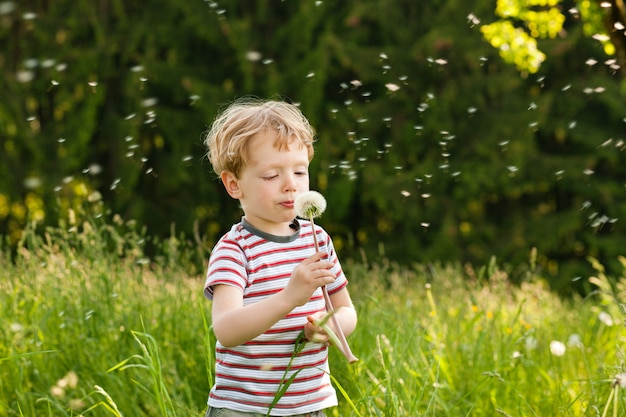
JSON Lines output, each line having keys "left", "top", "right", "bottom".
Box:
{"left": 204, "top": 218, "right": 348, "bottom": 416}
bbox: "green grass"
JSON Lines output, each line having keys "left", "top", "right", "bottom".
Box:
{"left": 2, "top": 218, "right": 626, "bottom": 416}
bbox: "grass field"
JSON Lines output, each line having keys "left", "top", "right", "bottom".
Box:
{"left": 2, "top": 218, "right": 626, "bottom": 416}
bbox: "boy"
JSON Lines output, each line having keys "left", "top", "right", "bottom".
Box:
{"left": 203, "top": 98, "right": 357, "bottom": 417}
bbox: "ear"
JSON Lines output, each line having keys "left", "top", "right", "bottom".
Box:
{"left": 220, "top": 171, "right": 243, "bottom": 199}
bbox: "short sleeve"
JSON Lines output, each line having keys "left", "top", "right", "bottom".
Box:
{"left": 323, "top": 232, "right": 348, "bottom": 295}
{"left": 204, "top": 238, "right": 247, "bottom": 300}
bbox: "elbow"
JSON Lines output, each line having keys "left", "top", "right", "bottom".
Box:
{"left": 212, "top": 323, "right": 240, "bottom": 348}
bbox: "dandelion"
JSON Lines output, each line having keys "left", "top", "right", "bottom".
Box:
{"left": 294, "top": 191, "right": 326, "bottom": 222}
{"left": 550, "top": 340, "right": 566, "bottom": 357}
{"left": 294, "top": 191, "right": 358, "bottom": 363}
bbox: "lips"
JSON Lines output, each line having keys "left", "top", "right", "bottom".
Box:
{"left": 281, "top": 200, "right": 294, "bottom": 208}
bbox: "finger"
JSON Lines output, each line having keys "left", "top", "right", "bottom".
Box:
{"left": 305, "top": 251, "right": 328, "bottom": 263}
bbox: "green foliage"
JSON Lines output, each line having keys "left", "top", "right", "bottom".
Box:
{"left": 479, "top": 0, "right": 620, "bottom": 74}
{"left": 4, "top": 223, "right": 626, "bottom": 415}
{"left": 0, "top": 0, "right": 625, "bottom": 293}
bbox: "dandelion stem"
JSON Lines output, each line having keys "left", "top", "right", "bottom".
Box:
{"left": 309, "top": 214, "right": 358, "bottom": 363}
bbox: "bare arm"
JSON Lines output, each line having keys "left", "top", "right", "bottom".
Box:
{"left": 211, "top": 251, "right": 336, "bottom": 347}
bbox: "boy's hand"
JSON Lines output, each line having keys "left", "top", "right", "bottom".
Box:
{"left": 304, "top": 311, "right": 331, "bottom": 343}
{"left": 284, "top": 251, "right": 335, "bottom": 306}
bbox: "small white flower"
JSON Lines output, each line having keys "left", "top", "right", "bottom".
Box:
{"left": 550, "top": 340, "right": 566, "bottom": 357}
{"left": 568, "top": 333, "right": 583, "bottom": 348}
{"left": 525, "top": 336, "right": 537, "bottom": 351}
{"left": 599, "top": 312, "right": 614, "bottom": 326}
{"left": 294, "top": 191, "right": 327, "bottom": 219}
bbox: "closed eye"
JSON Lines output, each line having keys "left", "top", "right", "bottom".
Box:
{"left": 262, "top": 175, "right": 278, "bottom": 181}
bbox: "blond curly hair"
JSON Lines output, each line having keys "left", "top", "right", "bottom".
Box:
{"left": 204, "top": 98, "right": 316, "bottom": 177}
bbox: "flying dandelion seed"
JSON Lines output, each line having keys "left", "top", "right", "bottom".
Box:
{"left": 350, "top": 80, "right": 362, "bottom": 88}
{"left": 400, "top": 190, "right": 410, "bottom": 197}
{"left": 142, "top": 97, "right": 158, "bottom": 107}
{"left": 385, "top": 83, "right": 400, "bottom": 92}
{"left": 0, "top": 2, "right": 16, "bottom": 14}
{"left": 16, "top": 70, "right": 34, "bottom": 82}
{"left": 598, "top": 139, "right": 613, "bottom": 148}
{"left": 467, "top": 13, "right": 480, "bottom": 25}
{"left": 420, "top": 222, "right": 430, "bottom": 228}
{"left": 245, "top": 51, "right": 262, "bottom": 62}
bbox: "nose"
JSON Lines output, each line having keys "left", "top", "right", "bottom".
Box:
{"left": 283, "top": 173, "right": 297, "bottom": 192}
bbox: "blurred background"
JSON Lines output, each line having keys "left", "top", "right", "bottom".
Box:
{"left": 1, "top": 0, "right": 625, "bottom": 294}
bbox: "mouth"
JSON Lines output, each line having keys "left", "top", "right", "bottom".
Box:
{"left": 281, "top": 200, "right": 295, "bottom": 209}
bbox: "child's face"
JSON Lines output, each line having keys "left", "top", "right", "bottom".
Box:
{"left": 222, "top": 129, "right": 310, "bottom": 235}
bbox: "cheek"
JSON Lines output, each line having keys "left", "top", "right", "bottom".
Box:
{"left": 297, "top": 176, "right": 310, "bottom": 188}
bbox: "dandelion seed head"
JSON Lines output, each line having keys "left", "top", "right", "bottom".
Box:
{"left": 295, "top": 191, "right": 327, "bottom": 219}
{"left": 550, "top": 340, "right": 566, "bottom": 356}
